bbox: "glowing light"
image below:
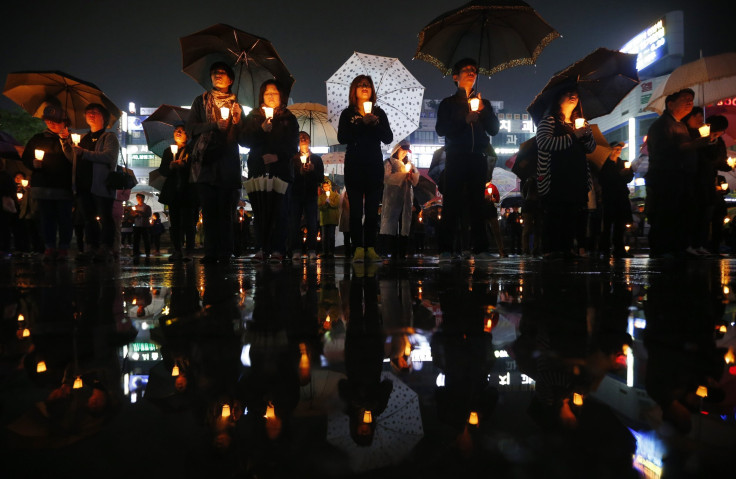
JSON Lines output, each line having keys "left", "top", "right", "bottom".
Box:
{"left": 73, "top": 376, "right": 83, "bottom": 389}
{"left": 725, "top": 348, "right": 735, "bottom": 364}
{"left": 170, "top": 144, "right": 178, "bottom": 155}
{"left": 221, "top": 404, "right": 231, "bottom": 418}
{"left": 573, "top": 393, "right": 584, "bottom": 406}
{"left": 468, "top": 411, "right": 479, "bottom": 425}
{"left": 17, "top": 314, "right": 24, "bottom": 322}
{"left": 71, "top": 133, "right": 81, "bottom": 145}
{"left": 362, "top": 102, "right": 372, "bottom": 114}
{"left": 171, "top": 365, "right": 180, "bottom": 377}
{"left": 36, "top": 361, "right": 47, "bottom": 373}
{"left": 574, "top": 118, "right": 585, "bottom": 129}
{"left": 262, "top": 107, "right": 273, "bottom": 120}
{"left": 469, "top": 98, "right": 480, "bottom": 111}
{"left": 34, "top": 149, "right": 44, "bottom": 160}
{"left": 362, "top": 410, "right": 373, "bottom": 424}
{"left": 698, "top": 124, "right": 710, "bottom": 137}
{"left": 21, "top": 328, "right": 30, "bottom": 338}
{"left": 264, "top": 402, "right": 276, "bottom": 419}
{"left": 696, "top": 386, "right": 708, "bottom": 398}
{"left": 220, "top": 107, "right": 230, "bottom": 120}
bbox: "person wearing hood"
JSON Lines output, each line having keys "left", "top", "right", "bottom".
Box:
{"left": 21, "top": 105, "right": 75, "bottom": 261}
{"left": 379, "top": 140, "right": 419, "bottom": 261}
{"left": 186, "top": 62, "right": 244, "bottom": 264}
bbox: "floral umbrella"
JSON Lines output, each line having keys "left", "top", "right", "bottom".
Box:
{"left": 326, "top": 52, "right": 424, "bottom": 149}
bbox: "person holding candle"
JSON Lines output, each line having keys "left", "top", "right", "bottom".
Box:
{"left": 289, "top": 131, "right": 324, "bottom": 261}
{"left": 535, "top": 86, "right": 596, "bottom": 259}
{"left": 319, "top": 178, "right": 340, "bottom": 259}
{"left": 21, "top": 105, "right": 75, "bottom": 261}
{"left": 73, "top": 103, "right": 119, "bottom": 262}
{"left": 131, "top": 193, "right": 152, "bottom": 263}
{"left": 186, "top": 62, "right": 243, "bottom": 264}
{"left": 337, "top": 75, "right": 393, "bottom": 263}
{"left": 378, "top": 140, "right": 419, "bottom": 261}
{"left": 598, "top": 142, "right": 634, "bottom": 259}
{"left": 435, "top": 59, "right": 500, "bottom": 262}
{"left": 241, "top": 79, "right": 299, "bottom": 262}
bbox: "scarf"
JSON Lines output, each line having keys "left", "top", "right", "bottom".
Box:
{"left": 205, "top": 90, "right": 240, "bottom": 124}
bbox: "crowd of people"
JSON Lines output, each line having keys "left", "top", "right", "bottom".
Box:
{"left": 1, "top": 59, "right": 733, "bottom": 264}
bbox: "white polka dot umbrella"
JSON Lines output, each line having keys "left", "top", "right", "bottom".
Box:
{"left": 326, "top": 52, "right": 425, "bottom": 150}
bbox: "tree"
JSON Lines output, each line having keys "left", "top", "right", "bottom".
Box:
{"left": 0, "top": 107, "right": 45, "bottom": 145}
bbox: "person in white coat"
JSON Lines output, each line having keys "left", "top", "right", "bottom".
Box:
{"left": 379, "top": 140, "right": 419, "bottom": 260}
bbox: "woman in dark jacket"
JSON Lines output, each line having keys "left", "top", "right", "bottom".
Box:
{"left": 536, "top": 87, "right": 596, "bottom": 258}
{"left": 337, "top": 75, "right": 393, "bottom": 263}
{"left": 185, "top": 62, "right": 243, "bottom": 264}
{"left": 241, "top": 79, "right": 299, "bottom": 262}
{"left": 598, "top": 142, "right": 634, "bottom": 258}
{"left": 159, "top": 125, "right": 198, "bottom": 262}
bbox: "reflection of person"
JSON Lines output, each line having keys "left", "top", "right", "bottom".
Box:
{"left": 289, "top": 131, "right": 324, "bottom": 261}
{"left": 338, "top": 187, "right": 351, "bottom": 259}
{"left": 241, "top": 79, "right": 299, "bottom": 262}
{"left": 598, "top": 142, "right": 634, "bottom": 258}
{"left": 435, "top": 59, "right": 500, "bottom": 262}
{"left": 379, "top": 140, "right": 419, "bottom": 261}
{"left": 318, "top": 179, "right": 339, "bottom": 258}
{"left": 338, "top": 75, "right": 393, "bottom": 263}
{"left": 536, "top": 87, "right": 596, "bottom": 259}
{"left": 74, "top": 103, "right": 119, "bottom": 262}
{"left": 186, "top": 62, "right": 243, "bottom": 263}
{"left": 21, "top": 105, "right": 75, "bottom": 261}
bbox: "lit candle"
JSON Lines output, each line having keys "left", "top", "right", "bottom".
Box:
{"left": 21, "top": 328, "right": 30, "bottom": 338}
{"left": 71, "top": 133, "right": 81, "bottom": 145}
{"left": 170, "top": 144, "right": 178, "bottom": 155}
{"left": 326, "top": 191, "right": 330, "bottom": 197}
{"left": 362, "top": 410, "right": 373, "bottom": 424}
{"left": 220, "top": 106, "right": 230, "bottom": 120}
{"left": 624, "top": 245, "right": 631, "bottom": 252}
{"left": 73, "top": 376, "right": 83, "bottom": 389}
{"left": 300, "top": 155, "right": 308, "bottom": 164}
{"left": 21, "top": 179, "right": 28, "bottom": 187}
{"left": 404, "top": 162, "right": 412, "bottom": 173}
{"left": 468, "top": 411, "right": 479, "bottom": 425}
{"left": 262, "top": 107, "right": 274, "bottom": 120}
{"left": 363, "top": 101, "right": 372, "bottom": 114}
{"left": 469, "top": 98, "right": 480, "bottom": 112}
{"left": 34, "top": 149, "right": 45, "bottom": 161}
{"left": 264, "top": 402, "right": 276, "bottom": 419}
{"left": 695, "top": 386, "right": 708, "bottom": 398}
{"left": 725, "top": 348, "right": 735, "bottom": 364}
{"left": 573, "top": 393, "right": 584, "bottom": 406}
{"left": 722, "top": 182, "right": 729, "bottom": 191}
{"left": 18, "top": 314, "right": 24, "bottom": 322}
{"left": 221, "top": 404, "right": 231, "bottom": 418}
{"left": 574, "top": 118, "right": 586, "bottom": 129}
{"left": 36, "top": 361, "right": 47, "bottom": 373}
{"left": 728, "top": 157, "right": 736, "bottom": 168}
{"left": 624, "top": 161, "right": 631, "bottom": 169}
{"left": 699, "top": 124, "right": 711, "bottom": 137}
{"left": 171, "top": 365, "right": 180, "bottom": 377}
{"left": 17, "top": 192, "right": 23, "bottom": 200}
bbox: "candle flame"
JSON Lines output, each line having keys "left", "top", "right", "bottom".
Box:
{"left": 696, "top": 386, "right": 708, "bottom": 398}
{"left": 573, "top": 393, "right": 584, "bottom": 406}
{"left": 73, "top": 376, "right": 83, "bottom": 389}
{"left": 362, "top": 410, "right": 373, "bottom": 424}
{"left": 171, "top": 365, "right": 180, "bottom": 377}
{"left": 221, "top": 404, "right": 231, "bottom": 418}
{"left": 725, "top": 348, "right": 735, "bottom": 364}
{"left": 36, "top": 361, "right": 47, "bottom": 373}
{"left": 468, "top": 411, "right": 479, "bottom": 425}
{"left": 264, "top": 402, "right": 276, "bottom": 420}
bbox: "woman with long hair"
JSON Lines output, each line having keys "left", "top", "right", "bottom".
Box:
{"left": 337, "top": 75, "right": 393, "bottom": 263}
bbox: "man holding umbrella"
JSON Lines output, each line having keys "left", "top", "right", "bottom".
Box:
{"left": 435, "top": 58, "right": 500, "bottom": 262}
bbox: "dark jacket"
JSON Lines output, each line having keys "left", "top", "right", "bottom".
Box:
{"left": 241, "top": 106, "right": 299, "bottom": 182}
{"left": 646, "top": 111, "right": 708, "bottom": 179}
{"left": 159, "top": 146, "right": 195, "bottom": 206}
{"left": 599, "top": 157, "right": 634, "bottom": 220}
{"left": 687, "top": 127, "right": 731, "bottom": 206}
{"left": 186, "top": 93, "right": 243, "bottom": 189}
{"left": 77, "top": 130, "right": 118, "bottom": 199}
{"left": 22, "top": 130, "right": 74, "bottom": 200}
{"left": 291, "top": 153, "right": 324, "bottom": 200}
{"left": 435, "top": 88, "right": 500, "bottom": 156}
{"left": 338, "top": 105, "right": 393, "bottom": 185}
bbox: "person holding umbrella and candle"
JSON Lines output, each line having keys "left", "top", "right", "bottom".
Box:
{"left": 435, "top": 59, "right": 500, "bottom": 262}
{"left": 186, "top": 62, "right": 243, "bottom": 264}
{"left": 22, "top": 105, "right": 75, "bottom": 261}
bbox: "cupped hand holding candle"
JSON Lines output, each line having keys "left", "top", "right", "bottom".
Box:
{"left": 699, "top": 124, "right": 711, "bottom": 138}
{"left": 71, "top": 133, "right": 81, "bottom": 145}
{"left": 262, "top": 107, "right": 274, "bottom": 120}
{"left": 404, "top": 162, "right": 412, "bottom": 172}
{"left": 326, "top": 190, "right": 330, "bottom": 197}
{"left": 171, "top": 144, "right": 178, "bottom": 155}
{"left": 34, "top": 149, "right": 45, "bottom": 161}
{"left": 300, "top": 155, "right": 308, "bottom": 164}
{"left": 574, "top": 118, "right": 586, "bottom": 129}
{"left": 220, "top": 106, "right": 230, "bottom": 120}
{"left": 363, "top": 101, "right": 372, "bottom": 114}
{"left": 469, "top": 98, "right": 480, "bottom": 112}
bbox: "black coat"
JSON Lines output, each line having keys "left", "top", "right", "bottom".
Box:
{"left": 338, "top": 105, "right": 393, "bottom": 186}
{"left": 241, "top": 106, "right": 299, "bottom": 182}
{"left": 435, "top": 88, "right": 499, "bottom": 156}
{"left": 290, "top": 153, "right": 324, "bottom": 200}
{"left": 159, "top": 146, "right": 197, "bottom": 207}
{"left": 599, "top": 157, "right": 634, "bottom": 221}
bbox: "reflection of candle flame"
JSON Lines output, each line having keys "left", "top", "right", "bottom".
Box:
{"left": 36, "top": 361, "right": 47, "bottom": 373}
{"left": 21, "top": 328, "right": 30, "bottom": 338}
{"left": 573, "top": 393, "right": 583, "bottom": 406}
{"left": 468, "top": 411, "right": 479, "bottom": 425}
{"left": 696, "top": 386, "right": 708, "bottom": 398}
{"left": 725, "top": 348, "right": 735, "bottom": 364}
{"left": 221, "top": 404, "right": 231, "bottom": 418}
{"left": 73, "top": 376, "right": 83, "bottom": 389}
{"left": 171, "top": 365, "right": 180, "bottom": 377}
{"left": 264, "top": 402, "right": 276, "bottom": 419}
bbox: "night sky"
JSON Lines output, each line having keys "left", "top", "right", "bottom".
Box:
{"left": 1, "top": 0, "right": 732, "bottom": 114}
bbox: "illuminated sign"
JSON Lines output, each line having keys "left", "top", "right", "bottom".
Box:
{"left": 717, "top": 97, "right": 736, "bottom": 106}
{"left": 621, "top": 18, "right": 667, "bottom": 71}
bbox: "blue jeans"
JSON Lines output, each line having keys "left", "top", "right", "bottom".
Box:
{"left": 37, "top": 199, "right": 73, "bottom": 249}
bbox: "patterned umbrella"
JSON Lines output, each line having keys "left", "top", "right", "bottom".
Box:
{"left": 287, "top": 102, "right": 337, "bottom": 147}
{"left": 326, "top": 52, "right": 424, "bottom": 149}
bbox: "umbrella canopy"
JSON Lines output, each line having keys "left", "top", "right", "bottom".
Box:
{"left": 500, "top": 194, "right": 523, "bottom": 208}
{"left": 326, "top": 52, "right": 424, "bottom": 149}
{"left": 414, "top": 0, "right": 560, "bottom": 77}
{"left": 644, "top": 52, "right": 736, "bottom": 114}
{"left": 141, "top": 104, "right": 191, "bottom": 158}
{"left": 180, "top": 24, "right": 294, "bottom": 109}
{"left": 490, "top": 167, "right": 518, "bottom": 197}
{"left": 527, "top": 48, "right": 639, "bottom": 125}
{"left": 148, "top": 169, "right": 166, "bottom": 191}
{"left": 414, "top": 174, "right": 437, "bottom": 205}
{"left": 287, "top": 102, "right": 338, "bottom": 147}
{"left": 322, "top": 152, "right": 345, "bottom": 165}
{"left": 327, "top": 372, "right": 424, "bottom": 473}
{"left": 3, "top": 71, "right": 121, "bottom": 129}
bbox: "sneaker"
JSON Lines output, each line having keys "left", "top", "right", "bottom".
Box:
{"left": 308, "top": 251, "right": 317, "bottom": 261}
{"left": 365, "top": 247, "right": 381, "bottom": 262}
{"left": 292, "top": 252, "right": 302, "bottom": 262}
{"left": 270, "top": 251, "right": 284, "bottom": 263}
{"left": 438, "top": 252, "right": 452, "bottom": 263}
{"left": 353, "top": 247, "right": 365, "bottom": 263}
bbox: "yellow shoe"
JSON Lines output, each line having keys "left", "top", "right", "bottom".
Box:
{"left": 365, "top": 247, "right": 381, "bottom": 263}
{"left": 353, "top": 247, "right": 365, "bottom": 263}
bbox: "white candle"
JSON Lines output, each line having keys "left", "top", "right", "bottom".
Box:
{"left": 363, "top": 101, "right": 372, "bottom": 114}
{"left": 71, "top": 133, "right": 81, "bottom": 145}
{"left": 34, "top": 149, "right": 44, "bottom": 160}
{"left": 722, "top": 182, "right": 729, "bottom": 191}
{"left": 171, "top": 144, "right": 178, "bottom": 155}
{"left": 300, "top": 155, "right": 308, "bottom": 164}
{"left": 699, "top": 124, "right": 711, "bottom": 137}
{"left": 624, "top": 161, "right": 631, "bottom": 169}
{"left": 469, "top": 98, "right": 480, "bottom": 111}
{"left": 220, "top": 106, "right": 230, "bottom": 120}
{"left": 574, "top": 118, "right": 586, "bottom": 129}
{"left": 21, "top": 179, "right": 28, "bottom": 187}
{"left": 326, "top": 191, "right": 330, "bottom": 197}
{"left": 17, "top": 192, "right": 23, "bottom": 200}
{"left": 404, "top": 162, "right": 412, "bottom": 172}
{"left": 263, "top": 107, "right": 274, "bottom": 120}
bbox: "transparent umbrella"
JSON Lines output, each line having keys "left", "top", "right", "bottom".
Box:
{"left": 287, "top": 103, "right": 338, "bottom": 147}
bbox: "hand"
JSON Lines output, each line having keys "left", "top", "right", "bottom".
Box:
{"left": 263, "top": 154, "right": 278, "bottom": 165}
{"left": 573, "top": 126, "right": 590, "bottom": 139}
{"left": 231, "top": 103, "right": 242, "bottom": 124}
{"left": 362, "top": 113, "right": 379, "bottom": 126}
{"left": 466, "top": 111, "right": 479, "bottom": 124}
{"left": 59, "top": 126, "right": 70, "bottom": 139}
{"left": 262, "top": 119, "right": 273, "bottom": 132}
{"left": 33, "top": 159, "right": 43, "bottom": 169}
{"left": 217, "top": 119, "right": 229, "bottom": 131}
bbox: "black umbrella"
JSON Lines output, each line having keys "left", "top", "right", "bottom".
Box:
{"left": 180, "top": 24, "right": 295, "bottom": 108}
{"left": 526, "top": 48, "right": 640, "bottom": 125}
{"left": 414, "top": 0, "right": 560, "bottom": 77}
{"left": 500, "top": 195, "right": 523, "bottom": 208}
{"left": 414, "top": 175, "right": 438, "bottom": 206}
{"left": 3, "top": 71, "right": 121, "bottom": 129}
{"left": 141, "top": 104, "right": 191, "bottom": 158}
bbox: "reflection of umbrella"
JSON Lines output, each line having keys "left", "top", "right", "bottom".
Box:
{"left": 295, "top": 369, "right": 346, "bottom": 417}
{"left": 180, "top": 24, "right": 294, "bottom": 109}
{"left": 527, "top": 48, "right": 639, "bottom": 125}
{"left": 3, "top": 71, "right": 121, "bottom": 129}
{"left": 327, "top": 372, "right": 423, "bottom": 473}
{"left": 644, "top": 52, "right": 736, "bottom": 114}
{"left": 414, "top": 0, "right": 560, "bottom": 76}
{"left": 414, "top": 175, "right": 437, "bottom": 205}
{"left": 244, "top": 175, "right": 289, "bottom": 252}
{"left": 141, "top": 104, "right": 191, "bottom": 158}
{"left": 287, "top": 103, "right": 337, "bottom": 147}
{"left": 148, "top": 169, "right": 166, "bottom": 191}
{"left": 326, "top": 52, "right": 424, "bottom": 149}
{"left": 500, "top": 195, "right": 523, "bottom": 208}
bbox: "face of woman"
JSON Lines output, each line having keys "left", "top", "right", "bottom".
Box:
{"left": 355, "top": 80, "right": 373, "bottom": 103}
{"left": 558, "top": 91, "right": 579, "bottom": 109}
{"left": 211, "top": 69, "right": 233, "bottom": 92}
{"left": 686, "top": 113, "right": 704, "bottom": 129}
{"left": 263, "top": 84, "right": 281, "bottom": 109}
{"left": 173, "top": 127, "right": 187, "bottom": 146}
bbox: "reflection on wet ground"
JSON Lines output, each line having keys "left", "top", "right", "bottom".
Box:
{"left": 1, "top": 256, "right": 735, "bottom": 478}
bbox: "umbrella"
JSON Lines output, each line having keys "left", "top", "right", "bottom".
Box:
{"left": 322, "top": 151, "right": 345, "bottom": 165}
{"left": 414, "top": 0, "right": 560, "bottom": 77}
{"left": 326, "top": 52, "right": 424, "bottom": 149}
{"left": 644, "top": 52, "right": 736, "bottom": 114}
{"left": 414, "top": 174, "right": 437, "bottom": 205}
{"left": 0, "top": 131, "right": 23, "bottom": 160}
{"left": 244, "top": 175, "right": 289, "bottom": 252}
{"left": 527, "top": 48, "right": 640, "bottom": 125}
{"left": 180, "top": 24, "right": 294, "bottom": 109}
{"left": 287, "top": 103, "right": 338, "bottom": 147}
{"left": 586, "top": 124, "right": 614, "bottom": 168}
{"left": 148, "top": 169, "right": 166, "bottom": 191}
{"left": 327, "top": 371, "right": 424, "bottom": 473}
{"left": 141, "top": 104, "right": 191, "bottom": 158}
{"left": 3, "top": 71, "right": 121, "bottom": 129}
{"left": 490, "top": 167, "right": 518, "bottom": 197}
{"left": 500, "top": 195, "right": 523, "bottom": 208}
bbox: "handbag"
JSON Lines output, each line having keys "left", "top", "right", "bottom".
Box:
{"left": 106, "top": 153, "right": 138, "bottom": 190}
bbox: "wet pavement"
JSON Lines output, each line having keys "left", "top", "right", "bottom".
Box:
{"left": 1, "top": 254, "right": 735, "bottom": 478}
